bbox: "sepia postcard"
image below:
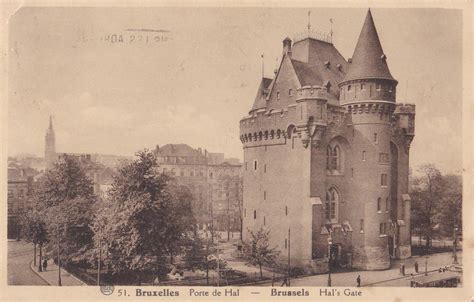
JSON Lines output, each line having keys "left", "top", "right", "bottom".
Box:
{"left": 1, "top": 1, "right": 472, "bottom": 301}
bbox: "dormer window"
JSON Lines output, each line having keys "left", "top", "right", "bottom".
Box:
{"left": 324, "top": 61, "right": 330, "bottom": 68}
{"left": 336, "top": 63, "right": 342, "bottom": 71}
{"left": 288, "top": 88, "right": 293, "bottom": 96}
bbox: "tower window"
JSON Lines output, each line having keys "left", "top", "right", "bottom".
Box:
{"left": 376, "top": 83, "right": 381, "bottom": 90}
{"left": 285, "top": 239, "right": 288, "bottom": 249}
{"left": 285, "top": 206, "right": 288, "bottom": 216}
{"left": 277, "top": 92, "right": 280, "bottom": 100}
{"left": 264, "top": 164, "right": 267, "bottom": 173}
{"left": 254, "top": 160, "right": 258, "bottom": 171}
{"left": 362, "top": 151, "right": 366, "bottom": 161}
{"left": 380, "top": 223, "right": 386, "bottom": 235}
{"left": 379, "top": 153, "right": 389, "bottom": 163}
{"left": 264, "top": 190, "right": 266, "bottom": 200}
{"left": 325, "top": 188, "right": 339, "bottom": 222}
{"left": 264, "top": 216, "right": 266, "bottom": 225}
{"left": 374, "top": 133, "right": 378, "bottom": 143}
{"left": 254, "top": 210, "right": 257, "bottom": 219}
{"left": 360, "top": 219, "right": 364, "bottom": 233}
{"left": 361, "top": 83, "right": 365, "bottom": 90}
{"left": 245, "top": 162, "right": 248, "bottom": 171}
{"left": 351, "top": 168, "right": 354, "bottom": 178}
{"left": 377, "top": 198, "right": 382, "bottom": 213}
{"left": 389, "top": 86, "right": 393, "bottom": 92}
{"left": 327, "top": 145, "right": 341, "bottom": 172}
{"left": 347, "top": 85, "right": 352, "bottom": 91}
{"left": 381, "top": 174, "right": 388, "bottom": 186}
{"left": 289, "top": 88, "right": 293, "bottom": 96}
{"left": 386, "top": 197, "right": 389, "bottom": 212}
{"left": 244, "top": 208, "right": 246, "bottom": 217}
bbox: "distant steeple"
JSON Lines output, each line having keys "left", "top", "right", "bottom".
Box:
{"left": 45, "top": 116, "right": 56, "bottom": 170}
{"left": 342, "top": 9, "right": 396, "bottom": 83}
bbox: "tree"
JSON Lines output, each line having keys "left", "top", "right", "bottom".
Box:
{"left": 242, "top": 227, "right": 280, "bottom": 279}
{"left": 33, "top": 155, "right": 96, "bottom": 265}
{"left": 183, "top": 227, "right": 227, "bottom": 285}
{"left": 410, "top": 164, "right": 463, "bottom": 250}
{"left": 21, "top": 203, "right": 48, "bottom": 271}
{"left": 91, "top": 150, "right": 195, "bottom": 284}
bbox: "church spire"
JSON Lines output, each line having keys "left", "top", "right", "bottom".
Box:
{"left": 342, "top": 9, "right": 396, "bottom": 83}
{"left": 48, "top": 115, "right": 54, "bottom": 132}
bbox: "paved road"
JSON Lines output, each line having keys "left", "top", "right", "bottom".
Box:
{"left": 8, "top": 240, "right": 48, "bottom": 286}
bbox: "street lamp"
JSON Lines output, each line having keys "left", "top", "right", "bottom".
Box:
{"left": 453, "top": 226, "right": 458, "bottom": 265}
{"left": 327, "top": 236, "right": 332, "bottom": 287}
{"left": 424, "top": 256, "right": 428, "bottom": 276}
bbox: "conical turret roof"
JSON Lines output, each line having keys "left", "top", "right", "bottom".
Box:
{"left": 342, "top": 9, "right": 396, "bottom": 83}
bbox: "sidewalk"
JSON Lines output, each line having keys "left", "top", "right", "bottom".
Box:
{"left": 258, "top": 252, "right": 462, "bottom": 287}
{"left": 30, "top": 259, "right": 85, "bottom": 286}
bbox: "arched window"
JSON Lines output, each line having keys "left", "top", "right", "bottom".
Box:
{"left": 325, "top": 188, "right": 339, "bottom": 222}
{"left": 327, "top": 145, "right": 341, "bottom": 172}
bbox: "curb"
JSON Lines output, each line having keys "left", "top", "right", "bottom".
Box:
{"left": 30, "top": 260, "right": 53, "bottom": 286}
{"left": 29, "top": 260, "right": 86, "bottom": 286}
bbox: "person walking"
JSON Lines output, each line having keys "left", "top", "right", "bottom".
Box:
{"left": 42, "top": 259, "right": 48, "bottom": 272}
{"left": 414, "top": 261, "right": 419, "bottom": 273}
{"left": 356, "top": 275, "right": 361, "bottom": 287}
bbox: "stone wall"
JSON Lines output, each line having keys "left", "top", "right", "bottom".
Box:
{"left": 352, "top": 245, "right": 390, "bottom": 270}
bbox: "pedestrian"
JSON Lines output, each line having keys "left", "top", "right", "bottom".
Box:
{"left": 356, "top": 275, "right": 361, "bottom": 287}
{"left": 281, "top": 276, "right": 288, "bottom": 286}
{"left": 42, "top": 259, "right": 48, "bottom": 272}
{"left": 414, "top": 261, "right": 419, "bottom": 273}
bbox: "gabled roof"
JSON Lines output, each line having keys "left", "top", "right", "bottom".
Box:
{"left": 342, "top": 9, "right": 396, "bottom": 83}
{"left": 250, "top": 77, "right": 273, "bottom": 112}
{"left": 289, "top": 38, "right": 348, "bottom": 103}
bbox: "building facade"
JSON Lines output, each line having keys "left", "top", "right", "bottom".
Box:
{"left": 239, "top": 10, "right": 415, "bottom": 271}
{"left": 154, "top": 144, "right": 242, "bottom": 230}
{"left": 7, "top": 167, "right": 33, "bottom": 239}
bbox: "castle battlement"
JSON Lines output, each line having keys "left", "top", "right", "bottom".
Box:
{"left": 296, "top": 85, "right": 329, "bottom": 101}
{"left": 394, "top": 103, "right": 416, "bottom": 115}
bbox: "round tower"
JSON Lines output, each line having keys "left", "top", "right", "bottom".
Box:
{"left": 338, "top": 9, "right": 397, "bottom": 270}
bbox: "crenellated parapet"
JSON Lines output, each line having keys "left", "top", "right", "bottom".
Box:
{"left": 344, "top": 101, "right": 396, "bottom": 115}
{"left": 391, "top": 103, "right": 416, "bottom": 153}
{"left": 296, "top": 85, "right": 330, "bottom": 102}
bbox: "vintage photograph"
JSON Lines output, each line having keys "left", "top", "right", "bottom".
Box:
{"left": 4, "top": 3, "right": 468, "bottom": 296}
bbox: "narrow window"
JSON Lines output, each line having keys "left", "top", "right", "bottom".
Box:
{"left": 351, "top": 168, "right": 354, "bottom": 178}
{"left": 264, "top": 164, "right": 267, "bottom": 173}
{"left": 285, "top": 206, "right": 288, "bottom": 216}
{"left": 347, "top": 85, "right": 351, "bottom": 91}
{"left": 377, "top": 198, "right": 382, "bottom": 212}
{"left": 285, "top": 239, "right": 288, "bottom": 249}
{"left": 209, "top": 172, "right": 213, "bottom": 178}
{"left": 264, "top": 190, "right": 266, "bottom": 200}
{"left": 360, "top": 219, "right": 364, "bottom": 232}
{"left": 386, "top": 198, "right": 390, "bottom": 212}
{"left": 289, "top": 88, "right": 293, "bottom": 96}
{"left": 254, "top": 160, "right": 258, "bottom": 171}
{"left": 381, "top": 174, "right": 388, "bottom": 186}
{"left": 362, "top": 151, "right": 366, "bottom": 161}
{"left": 376, "top": 83, "right": 381, "bottom": 90}
{"left": 361, "top": 83, "right": 365, "bottom": 90}
{"left": 277, "top": 92, "right": 280, "bottom": 100}
{"left": 264, "top": 216, "right": 266, "bottom": 225}
{"left": 244, "top": 208, "right": 246, "bottom": 217}
{"left": 380, "top": 223, "right": 384, "bottom": 235}
{"left": 245, "top": 162, "right": 248, "bottom": 171}
{"left": 254, "top": 210, "right": 257, "bottom": 219}
{"left": 374, "top": 133, "right": 378, "bottom": 143}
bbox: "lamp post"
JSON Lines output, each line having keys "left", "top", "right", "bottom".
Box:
{"left": 327, "top": 236, "right": 332, "bottom": 287}
{"left": 424, "top": 256, "right": 428, "bottom": 276}
{"left": 452, "top": 211, "right": 459, "bottom": 265}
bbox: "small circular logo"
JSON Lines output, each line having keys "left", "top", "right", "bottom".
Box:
{"left": 100, "top": 285, "right": 115, "bottom": 296}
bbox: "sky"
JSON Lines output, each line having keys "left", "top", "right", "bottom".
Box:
{"left": 7, "top": 7, "right": 463, "bottom": 174}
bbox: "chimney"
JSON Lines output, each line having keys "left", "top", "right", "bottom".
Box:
{"left": 282, "top": 37, "right": 292, "bottom": 57}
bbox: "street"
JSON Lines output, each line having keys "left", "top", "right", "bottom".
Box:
{"left": 7, "top": 240, "right": 48, "bottom": 286}
{"left": 259, "top": 252, "right": 462, "bottom": 287}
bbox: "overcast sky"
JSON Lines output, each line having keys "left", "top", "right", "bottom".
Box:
{"left": 8, "top": 7, "right": 462, "bottom": 174}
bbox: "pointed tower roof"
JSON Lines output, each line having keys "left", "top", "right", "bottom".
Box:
{"left": 342, "top": 9, "right": 396, "bottom": 83}
{"left": 48, "top": 116, "right": 54, "bottom": 131}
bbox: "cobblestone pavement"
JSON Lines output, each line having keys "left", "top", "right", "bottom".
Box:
{"left": 8, "top": 240, "right": 48, "bottom": 286}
